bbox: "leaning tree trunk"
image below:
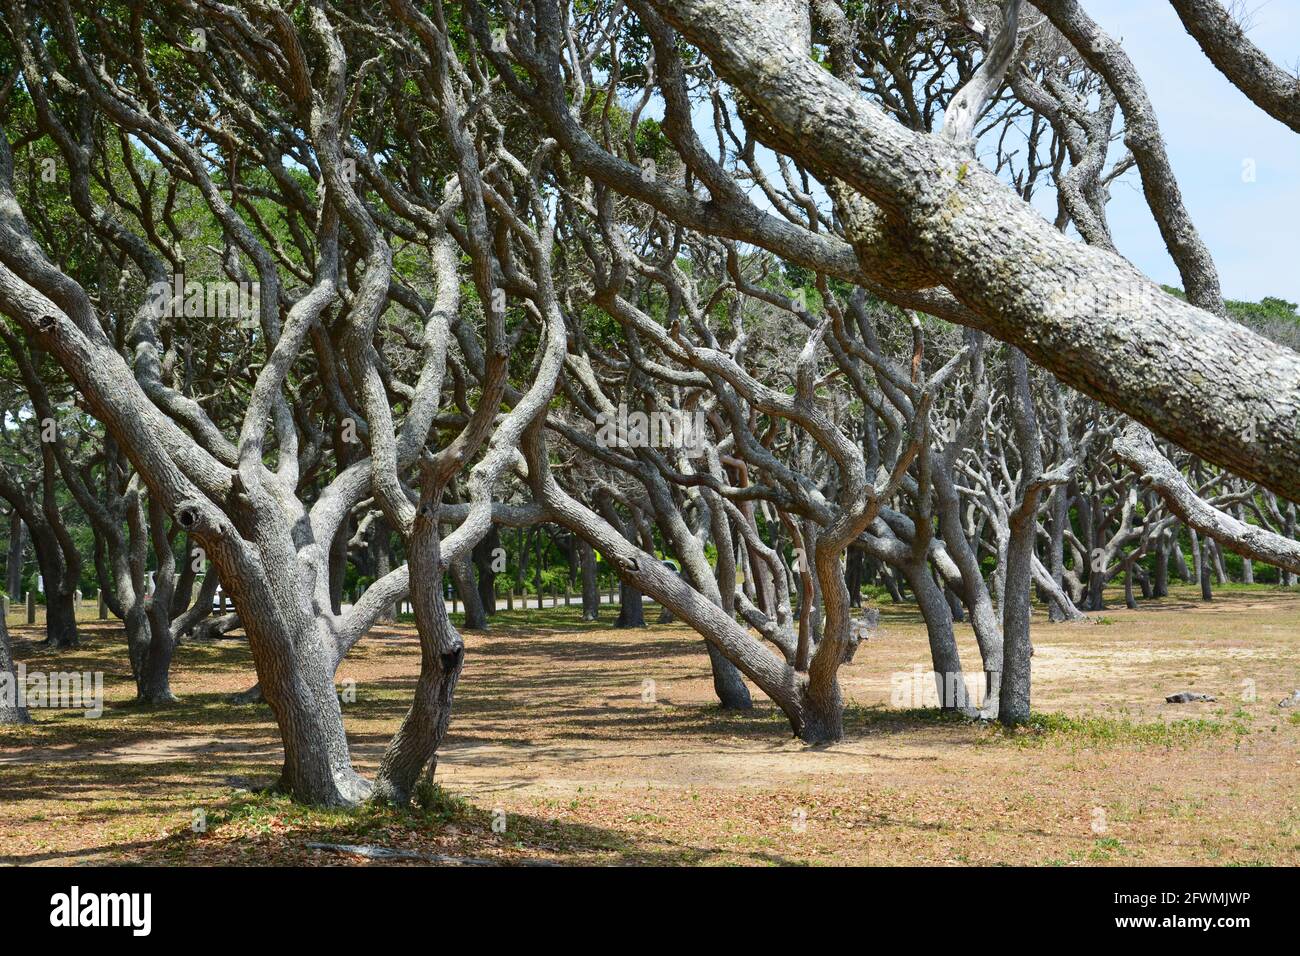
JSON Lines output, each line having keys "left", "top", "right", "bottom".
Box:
{"left": 879, "top": 565, "right": 904, "bottom": 602}
{"left": 450, "top": 556, "right": 486, "bottom": 630}
{"left": 5, "top": 511, "right": 24, "bottom": 600}
{"left": 245, "top": 608, "right": 367, "bottom": 806}
{"left": 1033, "top": 556, "right": 1085, "bottom": 622}
{"left": 0, "top": 614, "right": 30, "bottom": 724}
{"left": 943, "top": 580, "right": 965, "bottom": 623}
{"left": 704, "top": 642, "right": 752, "bottom": 708}
{"left": 900, "top": 559, "right": 970, "bottom": 711}
{"left": 1210, "top": 539, "right": 1229, "bottom": 585}
{"left": 373, "top": 497, "right": 465, "bottom": 807}
{"left": 192, "top": 612, "right": 241, "bottom": 641}
{"left": 202, "top": 538, "right": 369, "bottom": 807}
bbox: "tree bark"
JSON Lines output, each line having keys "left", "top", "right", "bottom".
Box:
{"left": 450, "top": 555, "right": 486, "bottom": 630}
{"left": 43, "top": 584, "right": 79, "bottom": 650}
{"left": 900, "top": 558, "right": 970, "bottom": 711}
{"left": 372, "top": 494, "right": 463, "bottom": 807}
{"left": 616, "top": 580, "right": 646, "bottom": 628}
{"left": 999, "top": 349, "right": 1065, "bottom": 724}
{"left": 472, "top": 526, "right": 500, "bottom": 616}
{"left": 1154, "top": 532, "right": 1170, "bottom": 597}
{"left": 0, "top": 614, "right": 30, "bottom": 724}
{"left": 579, "top": 540, "right": 600, "bottom": 620}
{"left": 621, "top": 1, "right": 1300, "bottom": 502}
{"left": 4, "top": 510, "right": 24, "bottom": 599}
{"left": 1114, "top": 424, "right": 1300, "bottom": 576}
{"left": 1200, "top": 537, "right": 1214, "bottom": 601}
{"left": 1168, "top": 0, "right": 1300, "bottom": 134}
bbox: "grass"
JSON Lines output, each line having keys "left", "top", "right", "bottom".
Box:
{"left": 999, "top": 712, "right": 1242, "bottom": 747}
{"left": 1, "top": 582, "right": 1298, "bottom": 866}
{"left": 841, "top": 705, "right": 1248, "bottom": 749}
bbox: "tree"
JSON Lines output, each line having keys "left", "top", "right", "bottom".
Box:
{"left": 509, "top": 0, "right": 1300, "bottom": 500}
{"left": 0, "top": 0, "right": 1296, "bottom": 800}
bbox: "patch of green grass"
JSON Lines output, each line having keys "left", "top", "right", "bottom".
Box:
{"left": 176, "top": 783, "right": 654, "bottom": 864}
{"left": 398, "top": 602, "right": 626, "bottom": 634}
{"left": 996, "top": 711, "right": 1238, "bottom": 748}
{"left": 1088, "top": 836, "right": 1132, "bottom": 861}
{"left": 412, "top": 780, "right": 471, "bottom": 822}
{"left": 624, "top": 812, "right": 667, "bottom": 824}
{"left": 1207, "top": 581, "right": 1298, "bottom": 593}
{"left": 205, "top": 784, "right": 476, "bottom": 843}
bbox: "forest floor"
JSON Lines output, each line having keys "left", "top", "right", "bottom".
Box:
{"left": 1, "top": 584, "right": 1297, "bottom": 866}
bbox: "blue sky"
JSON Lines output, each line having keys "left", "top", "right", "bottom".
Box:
{"left": 1080, "top": 0, "right": 1300, "bottom": 304}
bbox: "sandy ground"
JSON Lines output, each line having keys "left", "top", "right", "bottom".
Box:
{"left": 0, "top": 586, "right": 1297, "bottom": 866}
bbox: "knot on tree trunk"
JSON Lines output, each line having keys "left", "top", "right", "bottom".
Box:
{"left": 439, "top": 645, "right": 464, "bottom": 672}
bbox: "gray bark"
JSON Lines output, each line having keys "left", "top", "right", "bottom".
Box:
{"left": 1168, "top": 0, "right": 1300, "bottom": 133}
{"left": 579, "top": 540, "right": 600, "bottom": 621}
{"left": 1031, "top": 0, "right": 1225, "bottom": 315}
{"left": 0, "top": 613, "right": 30, "bottom": 724}
{"left": 1114, "top": 424, "right": 1300, "bottom": 575}
{"left": 450, "top": 556, "right": 486, "bottom": 630}
{"left": 4, "top": 510, "right": 24, "bottom": 599}
{"left": 472, "top": 526, "right": 500, "bottom": 616}
{"left": 594, "top": 1, "right": 1300, "bottom": 502}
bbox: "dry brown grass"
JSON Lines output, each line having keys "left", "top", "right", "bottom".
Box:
{"left": 1, "top": 585, "right": 1297, "bottom": 866}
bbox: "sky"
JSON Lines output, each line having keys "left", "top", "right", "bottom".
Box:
{"left": 1077, "top": 0, "right": 1300, "bottom": 304}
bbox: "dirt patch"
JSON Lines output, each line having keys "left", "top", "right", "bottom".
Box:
{"left": 1, "top": 587, "right": 1297, "bottom": 865}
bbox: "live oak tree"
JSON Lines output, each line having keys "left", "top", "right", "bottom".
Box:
{"left": 505, "top": 0, "right": 1300, "bottom": 500}
{"left": 0, "top": 0, "right": 560, "bottom": 804}
{"left": 0, "top": 0, "right": 1297, "bottom": 803}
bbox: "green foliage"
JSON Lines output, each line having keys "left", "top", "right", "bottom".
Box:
{"left": 413, "top": 780, "right": 472, "bottom": 820}
{"left": 1002, "top": 711, "right": 1241, "bottom": 747}
{"left": 1225, "top": 295, "right": 1299, "bottom": 327}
